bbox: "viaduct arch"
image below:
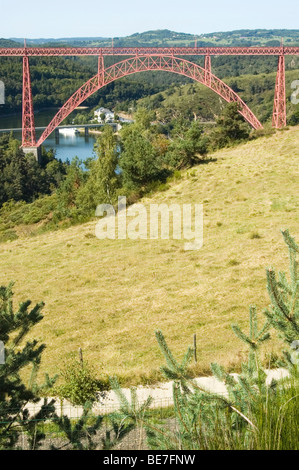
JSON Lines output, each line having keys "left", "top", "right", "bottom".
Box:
{"left": 36, "top": 55, "right": 263, "bottom": 147}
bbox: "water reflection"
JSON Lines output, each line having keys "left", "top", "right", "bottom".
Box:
{"left": 0, "top": 110, "right": 98, "bottom": 163}
{"left": 44, "top": 132, "right": 97, "bottom": 163}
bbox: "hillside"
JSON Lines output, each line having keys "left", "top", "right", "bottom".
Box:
{"left": 0, "top": 127, "right": 298, "bottom": 385}
{"left": 136, "top": 68, "right": 299, "bottom": 124}
{"left": 6, "top": 28, "right": 299, "bottom": 47}
{"left": 1, "top": 31, "right": 299, "bottom": 118}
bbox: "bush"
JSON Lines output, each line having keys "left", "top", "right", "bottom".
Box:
{"left": 54, "top": 358, "right": 108, "bottom": 406}
{"left": 209, "top": 102, "right": 251, "bottom": 150}
{"left": 289, "top": 109, "right": 299, "bottom": 126}
{"left": 165, "top": 121, "right": 209, "bottom": 170}
{"left": 0, "top": 229, "right": 18, "bottom": 243}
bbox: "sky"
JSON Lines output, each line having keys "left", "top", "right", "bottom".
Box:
{"left": 1, "top": 0, "right": 299, "bottom": 39}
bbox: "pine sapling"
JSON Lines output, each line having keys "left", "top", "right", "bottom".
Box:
{"left": 263, "top": 230, "right": 299, "bottom": 372}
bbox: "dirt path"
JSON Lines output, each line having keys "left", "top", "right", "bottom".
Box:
{"left": 26, "top": 368, "right": 289, "bottom": 418}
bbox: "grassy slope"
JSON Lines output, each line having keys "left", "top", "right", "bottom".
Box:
{"left": 0, "top": 127, "right": 298, "bottom": 386}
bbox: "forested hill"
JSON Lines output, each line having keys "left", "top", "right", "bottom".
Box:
{"left": 4, "top": 28, "right": 299, "bottom": 47}
{"left": 1, "top": 30, "right": 299, "bottom": 119}
{"left": 0, "top": 39, "right": 21, "bottom": 47}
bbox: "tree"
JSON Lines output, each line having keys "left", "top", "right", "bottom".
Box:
{"left": 210, "top": 102, "right": 250, "bottom": 149}
{"left": 119, "top": 109, "right": 167, "bottom": 190}
{"left": 289, "top": 109, "right": 299, "bottom": 126}
{"left": 55, "top": 157, "right": 86, "bottom": 218}
{"left": 133, "top": 107, "right": 156, "bottom": 130}
{"left": 165, "top": 121, "right": 209, "bottom": 170}
{"left": 76, "top": 125, "right": 120, "bottom": 211}
{"left": 119, "top": 127, "right": 160, "bottom": 189}
{"left": 263, "top": 229, "right": 299, "bottom": 372}
{"left": 0, "top": 282, "right": 57, "bottom": 449}
{"left": 0, "top": 134, "right": 67, "bottom": 208}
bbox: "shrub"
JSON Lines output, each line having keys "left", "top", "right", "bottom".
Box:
{"left": 54, "top": 358, "right": 108, "bottom": 406}
{"left": 0, "top": 229, "right": 18, "bottom": 243}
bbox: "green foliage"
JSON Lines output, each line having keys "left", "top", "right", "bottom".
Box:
{"left": 119, "top": 128, "right": 160, "bottom": 188}
{"left": 152, "top": 321, "right": 273, "bottom": 450}
{"left": 155, "top": 330, "right": 193, "bottom": 388}
{"left": 165, "top": 120, "right": 209, "bottom": 169}
{"left": 118, "top": 109, "right": 209, "bottom": 191}
{"left": 209, "top": 102, "right": 251, "bottom": 149}
{"left": 54, "top": 358, "right": 107, "bottom": 406}
{"left": 119, "top": 109, "right": 168, "bottom": 189}
{"left": 51, "top": 402, "right": 104, "bottom": 450}
{"left": 0, "top": 134, "right": 67, "bottom": 208}
{"left": 0, "top": 229, "right": 18, "bottom": 243}
{"left": 109, "top": 231, "right": 299, "bottom": 450}
{"left": 54, "top": 157, "right": 86, "bottom": 220}
{"left": 0, "top": 282, "right": 57, "bottom": 449}
{"left": 0, "top": 195, "right": 60, "bottom": 243}
{"left": 138, "top": 68, "right": 299, "bottom": 129}
{"left": 133, "top": 107, "right": 156, "bottom": 129}
{"left": 108, "top": 376, "right": 153, "bottom": 450}
{"left": 0, "top": 56, "right": 96, "bottom": 116}
{"left": 76, "top": 125, "right": 120, "bottom": 210}
{"left": 264, "top": 230, "right": 299, "bottom": 370}
{"left": 289, "top": 108, "right": 299, "bottom": 126}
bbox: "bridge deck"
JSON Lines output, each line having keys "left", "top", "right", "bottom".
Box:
{"left": 1, "top": 46, "right": 299, "bottom": 57}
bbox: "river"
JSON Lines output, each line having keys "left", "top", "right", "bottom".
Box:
{"left": 0, "top": 108, "right": 98, "bottom": 162}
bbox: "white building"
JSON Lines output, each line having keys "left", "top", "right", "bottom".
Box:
{"left": 94, "top": 107, "right": 115, "bottom": 123}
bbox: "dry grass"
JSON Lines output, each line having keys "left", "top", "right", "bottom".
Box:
{"left": 0, "top": 127, "right": 298, "bottom": 386}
